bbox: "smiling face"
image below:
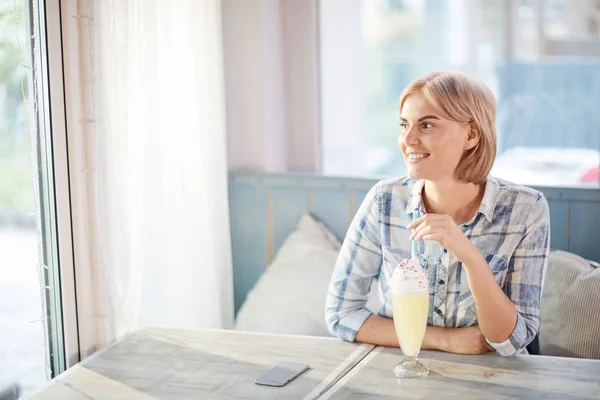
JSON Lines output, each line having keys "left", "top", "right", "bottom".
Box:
{"left": 399, "top": 91, "right": 478, "bottom": 182}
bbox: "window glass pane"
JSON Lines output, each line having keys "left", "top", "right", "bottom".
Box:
{"left": 0, "top": 0, "right": 65, "bottom": 396}
{"left": 320, "top": 0, "right": 600, "bottom": 188}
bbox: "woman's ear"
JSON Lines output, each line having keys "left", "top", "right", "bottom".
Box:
{"left": 464, "top": 124, "right": 480, "bottom": 151}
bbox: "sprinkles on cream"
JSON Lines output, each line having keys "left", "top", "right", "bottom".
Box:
{"left": 390, "top": 257, "right": 429, "bottom": 292}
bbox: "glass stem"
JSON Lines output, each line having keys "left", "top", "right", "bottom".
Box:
{"left": 404, "top": 356, "right": 417, "bottom": 365}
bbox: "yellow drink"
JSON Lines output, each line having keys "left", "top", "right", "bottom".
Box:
{"left": 392, "top": 289, "right": 429, "bottom": 357}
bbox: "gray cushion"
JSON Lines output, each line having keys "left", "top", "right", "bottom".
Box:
{"left": 539, "top": 250, "right": 600, "bottom": 359}
{"left": 0, "top": 384, "right": 20, "bottom": 400}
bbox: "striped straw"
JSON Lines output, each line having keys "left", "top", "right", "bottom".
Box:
{"left": 411, "top": 209, "right": 420, "bottom": 258}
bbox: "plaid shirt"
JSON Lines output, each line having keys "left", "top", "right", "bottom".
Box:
{"left": 325, "top": 176, "right": 550, "bottom": 356}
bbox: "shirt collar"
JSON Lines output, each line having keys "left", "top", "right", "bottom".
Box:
{"left": 478, "top": 175, "right": 499, "bottom": 223}
{"left": 404, "top": 176, "right": 499, "bottom": 223}
{"left": 404, "top": 179, "right": 425, "bottom": 215}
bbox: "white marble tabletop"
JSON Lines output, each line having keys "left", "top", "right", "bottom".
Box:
{"left": 322, "top": 346, "right": 600, "bottom": 399}
{"left": 23, "top": 327, "right": 373, "bottom": 400}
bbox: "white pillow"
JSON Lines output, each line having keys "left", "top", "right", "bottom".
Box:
{"left": 235, "top": 214, "right": 382, "bottom": 337}
{"left": 539, "top": 250, "right": 600, "bottom": 359}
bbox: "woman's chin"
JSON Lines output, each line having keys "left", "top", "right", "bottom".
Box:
{"left": 407, "top": 169, "right": 454, "bottom": 182}
{"left": 407, "top": 168, "right": 427, "bottom": 180}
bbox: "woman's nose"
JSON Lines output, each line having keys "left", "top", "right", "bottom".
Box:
{"left": 402, "top": 127, "right": 419, "bottom": 146}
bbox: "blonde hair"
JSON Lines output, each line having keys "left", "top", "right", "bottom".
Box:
{"left": 399, "top": 70, "right": 497, "bottom": 184}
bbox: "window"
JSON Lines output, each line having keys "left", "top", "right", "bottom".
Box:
{"left": 320, "top": 0, "right": 600, "bottom": 187}
{"left": 0, "top": 0, "right": 75, "bottom": 396}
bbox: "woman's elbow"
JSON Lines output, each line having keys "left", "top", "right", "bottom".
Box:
{"left": 325, "top": 305, "right": 362, "bottom": 342}
{"left": 325, "top": 306, "right": 345, "bottom": 340}
{"left": 325, "top": 303, "right": 373, "bottom": 342}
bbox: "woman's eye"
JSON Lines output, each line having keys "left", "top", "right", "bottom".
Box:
{"left": 423, "top": 123, "right": 433, "bottom": 129}
{"left": 400, "top": 122, "right": 409, "bottom": 129}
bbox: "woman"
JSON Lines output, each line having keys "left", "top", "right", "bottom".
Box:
{"left": 325, "top": 70, "right": 550, "bottom": 356}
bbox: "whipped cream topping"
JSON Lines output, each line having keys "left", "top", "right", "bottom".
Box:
{"left": 390, "top": 257, "right": 429, "bottom": 293}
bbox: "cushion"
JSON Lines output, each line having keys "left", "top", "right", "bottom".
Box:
{"left": 235, "top": 214, "right": 382, "bottom": 337}
{"left": 539, "top": 250, "right": 600, "bottom": 359}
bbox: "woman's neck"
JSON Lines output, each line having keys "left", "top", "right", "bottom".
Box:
{"left": 422, "top": 179, "right": 485, "bottom": 225}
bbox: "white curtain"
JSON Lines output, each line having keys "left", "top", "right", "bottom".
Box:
{"left": 61, "top": 0, "right": 233, "bottom": 358}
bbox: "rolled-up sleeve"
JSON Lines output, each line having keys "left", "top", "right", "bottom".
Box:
{"left": 325, "top": 183, "right": 383, "bottom": 342}
{"left": 487, "top": 194, "right": 550, "bottom": 356}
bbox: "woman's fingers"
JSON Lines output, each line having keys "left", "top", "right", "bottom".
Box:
{"left": 410, "top": 223, "right": 446, "bottom": 241}
{"left": 406, "top": 213, "right": 447, "bottom": 230}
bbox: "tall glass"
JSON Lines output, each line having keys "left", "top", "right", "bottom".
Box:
{"left": 392, "top": 287, "right": 430, "bottom": 378}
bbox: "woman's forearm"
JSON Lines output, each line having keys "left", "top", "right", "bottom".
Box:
{"left": 355, "top": 315, "right": 448, "bottom": 350}
{"left": 462, "top": 249, "right": 518, "bottom": 343}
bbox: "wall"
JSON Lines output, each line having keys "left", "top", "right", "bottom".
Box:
{"left": 221, "top": 0, "right": 320, "bottom": 173}
{"left": 228, "top": 171, "right": 600, "bottom": 312}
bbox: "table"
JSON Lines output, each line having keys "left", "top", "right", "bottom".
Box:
{"left": 322, "top": 346, "right": 600, "bottom": 399}
{"left": 24, "top": 328, "right": 600, "bottom": 399}
{"left": 23, "top": 327, "right": 373, "bottom": 400}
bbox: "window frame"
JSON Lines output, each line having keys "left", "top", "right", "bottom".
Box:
{"left": 32, "top": 0, "right": 80, "bottom": 374}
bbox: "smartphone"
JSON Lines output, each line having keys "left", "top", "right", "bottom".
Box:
{"left": 254, "top": 362, "right": 310, "bottom": 387}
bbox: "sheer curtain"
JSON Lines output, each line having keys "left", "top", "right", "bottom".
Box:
{"left": 61, "top": 0, "right": 233, "bottom": 358}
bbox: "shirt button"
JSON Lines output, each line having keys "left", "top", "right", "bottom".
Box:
{"left": 438, "top": 279, "right": 445, "bottom": 285}
{"left": 443, "top": 249, "right": 448, "bottom": 253}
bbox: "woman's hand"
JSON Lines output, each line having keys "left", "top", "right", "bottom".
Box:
{"left": 441, "top": 325, "right": 496, "bottom": 355}
{"left": 407, "top": 213, "right": 477, "bottom": 263}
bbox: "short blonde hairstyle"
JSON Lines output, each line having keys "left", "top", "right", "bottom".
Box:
{"left": 399, "top": 70, "right": 497, "bottom": 184}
